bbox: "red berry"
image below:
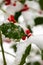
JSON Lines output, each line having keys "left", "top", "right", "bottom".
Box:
{"left": 25, "top": 29, "right": 30, "bottom": 35}
{"left": 38, "top": 11, "right": 42, "bottom": 14}
{"left": 28, "top": 33, "right": 32, "bottom": 37}
{"left": 13, "top": 2, "right": 16, "bottom": 6}
{"left": 20, "top": 4, "right": 29, "bottom": 12}
{"left": 5, "top": 0, "right": 11, "bottom": 5}
{"left": 24, "top": 4, "right": 28, "bottom": 7}
{"left": 8, "top": 15, "right": 16, "bottom": 23}
{"left": 22, "top": 36, "right": 26, "bottom": 40}
{"left": 8, "top": 15, "right": 14, "bottom": 21}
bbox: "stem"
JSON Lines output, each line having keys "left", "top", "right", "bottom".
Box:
{"left": 41, "top": 50, "right": 43, "bottom": 60}
{"left": 0, "top": 8, "right": 6, "bottom": 13}
{"left": 0, "top": 31, "right": 7, "bottom": 65}
{"left": 0, "top": 50, "right": 16, "bottom": 58}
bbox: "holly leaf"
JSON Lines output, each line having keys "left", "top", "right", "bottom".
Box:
{"left": 11, "top": 44, "right": 17, "bottom": 52}
{"left": 0, "top": 31, "right": 2, "bottom": 45}
{"left": 20, "top": 0, "right": 25, "bottom": 4}
{"left": 26, "top": 62, "right": 31, "bottom": 65}
{"left": 27, "top": 25, "right": 32, "bottom": 33}
{"left": 39, "top": 0, "right": 43, "bottom": 10}
{"left": 14, "top": 11, "right": 21, "bottom": 22}
{"left": 0, "top": 23, "right": 25, "bottom": 41}
{"left": 29, "top": 0, "right": 32, "bottom": 1}
{"left": 19, "top": 44, "right": 31, "bottom": 65}
{"left": 34, "top": 17, "right": 43, "bottom": 25}
{"left": 33, "top": 61, "right": 40, "bottom": 65}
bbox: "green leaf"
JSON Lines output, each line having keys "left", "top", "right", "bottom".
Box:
{"left": 14, "top": 11, "right": 21, "bottom": 22}
{"left": 33, "top": 61, "right": 40, "bottom": 65}
{"left": 0, "top": 23, "right": 25, "bottom": 41}
{"left": 27, "top": 25, "right": 32, "bottom": 33}
{"left": 41, "top": 50, "right": 43, "bottom": 60}
{"left": 39, "top": 0, "right": 43, "bottom": 10}
{"left": 26, "top": 62, "right": 31, "bottom": 65}
{"left": 20, "top": 0, "right": 25, "bottom": 4}
{"left": 11, "top": 44, "right": 17, "bottom": 52}
{"left": 29, "top": 0, "right": 32, "bottom": 1}
{"left": 26, "top": 62, "right": 41, "bottom": 65}
{"left": 19, "top": 44, "right": 31, "bottom": 65}
{"left": 34, "top": 17, "right": 43, "bottom": 25}
{"left": 0, "top": 31, "right": 2, "bottom": 45}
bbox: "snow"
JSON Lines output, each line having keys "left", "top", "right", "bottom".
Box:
{"left": 0, "top": 0, "right": 43, "bottom": 65}
{"left": 0, "top": 42, "right": 16, "bottom": 65}
{"left": 0, "top": 25, "right": 43, "bottom": 65}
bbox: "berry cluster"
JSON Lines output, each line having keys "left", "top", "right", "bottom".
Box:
{"left": 8, "top": 15, "right": 16, "bottom": 23}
